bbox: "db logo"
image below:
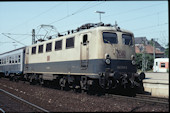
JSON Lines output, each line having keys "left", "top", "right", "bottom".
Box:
{"left": 47, "top": 56, "right": 50, "bottom": 61}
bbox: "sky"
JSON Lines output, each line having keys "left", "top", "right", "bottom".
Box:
{"left": 0, "top": 1, "right": 168, "bottom": 54}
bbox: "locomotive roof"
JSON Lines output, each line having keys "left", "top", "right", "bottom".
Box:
{"left": 0, "top": 23, "right": 134, "bottom": 56}
{"left": 30, "top": 23, "right": 134, "bottom": 47}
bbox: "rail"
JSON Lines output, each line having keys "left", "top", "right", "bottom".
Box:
{"left": 105, "top": 93, "right": 169, "bottom": 106}
{"left": 0, "top": 89, "right": 49, "bottom": 112}
{"left": 0, "top": 108, "right": 5, "bottom": 113}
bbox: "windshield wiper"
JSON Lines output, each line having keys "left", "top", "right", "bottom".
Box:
{"left": 104, "top": 39, "right": 112, "bottom": 45}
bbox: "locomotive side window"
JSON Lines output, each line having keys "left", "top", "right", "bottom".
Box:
{"left": 103, "top": 32, "right": 118, "bottom": 44}
{"left": 66, "top": 37, "right": 74, "bottom": 49}
{"left": 55, "top": 40, "right": 62, "bottom": 50}
{"left": 83, "top": 34, "right": 88, "bottom": 45}
{"left": 122, "top": 34, "right": 133, "bottom": 45}
{"left": 46, "top": 42, "right": 52, "bottom": 52}
{"left": 32, "top": 46, "right": 36, "bottom": 54}
{"left": 0, "top": 59, "right": 1, "bottom": 64}
{"left": 38, "top": 45, "right": 43, "bottom": 53}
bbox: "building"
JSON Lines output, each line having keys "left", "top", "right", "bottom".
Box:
{"left": 135, "top": 37, "right": 165, "bottom": 58}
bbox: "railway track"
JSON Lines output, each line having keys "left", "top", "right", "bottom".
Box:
{"left": 0, "top": 77, "right": 169, "bottom": 109}
{"left": 0, "top": 89, "right": 49, "bottom": 112}
{"left": 105, "top": 93, "right": 169, "bottom": 107}
{"left": 135, "top": 94, "right": 169, "bottom": 105}
{"left": 0, "top": 108, "right": 5, "bottom": 113}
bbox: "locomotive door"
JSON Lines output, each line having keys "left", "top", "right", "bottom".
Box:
{"left": 80, "top": 33, "right": 90, "bottom": 70}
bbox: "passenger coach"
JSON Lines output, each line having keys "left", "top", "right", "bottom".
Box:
{"left": 0, "top": 47, "right": 25, "bottom": 80}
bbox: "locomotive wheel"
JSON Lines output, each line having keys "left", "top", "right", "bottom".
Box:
{"left": 29, "top": 77, "right": 36, "bottom": 85}
{"left": 39, "top": 78, "right": 44, "bottom": 86}
{"left": 59, "top": 77, "right": 70, "bottom": 91}
{"left": 80, "top": 76, "right": 87, "bottom": 91}
{"left": 59, "top": 77, "right": 66, "bottom": 90}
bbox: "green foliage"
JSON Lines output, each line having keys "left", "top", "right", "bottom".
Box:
{"left": 136, "top": 53, "right": 154, "bottom": 71}
{"left": 136, "top": 53, "right": 142, "bottom": 70}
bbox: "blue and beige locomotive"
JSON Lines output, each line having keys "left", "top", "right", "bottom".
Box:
{"left": 0, "top": 22, "right": 145, "bottom": 93}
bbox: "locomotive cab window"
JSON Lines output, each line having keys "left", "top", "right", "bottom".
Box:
{"left": 32, "top": 46, "right": 36, "bottom": 54}
{"left": 122, "top": 34, "right": 133, "bottom": 45}
{"left": 103, "top": 32, "right": 118, "bottom": 44}
{"left": 66, "top": 37, "right": 74, "bottom": 49}
{"left": 55, "top": 40, "right": 62, "bottom": 50}
{"left": 83, "top": 34, "right": 88, "bottom": 45}
{"left": 38, "top": 45, "right": 43, "bottom": 53}
{"left": 46, "top": 42, "right": 52, "bottom": 52}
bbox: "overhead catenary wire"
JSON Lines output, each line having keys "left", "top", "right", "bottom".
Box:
{"left": 0, "top": 2, "right": 167, "bottom": 53}
{"left": 1, "top": 33, "right": 26, "bottom": 46}
{"left": 4, "top": 2, "right": 64, "bottom": 33}
{"left": 49, "top": 1, "right": 105, "bottom": 25}
{"left": 102, "top": 2, "right": 167, "bottom": 20}
{"left": 53, "top": 2, "right": 167, "bottom": 33}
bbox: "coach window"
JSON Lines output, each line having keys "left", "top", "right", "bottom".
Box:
{"left": 7, "top": 57, "right": 9, "bottom": 64}
{"left": 12, "top": 57, "right": 14, "bottom": 64}
{"left": 38, "top": 45, "right": 43, "bottom": 53}
{"left": 66, "top": 37, "right": 74, "bottom": 49}
{"left": 122, "top": 34, "right": 133, "bottom": 45}
{"left": 46, "top": 42, "right": 52, "bottom": 52}
{"left": 161, "top": 63, "right": 165, "bottom": 68}
{"left": 103, "top": 32, "right": 118, "bottom": 44}
{"left": 1, "top": 59, "right": 3, "bottom": 64}
{"left": 15, "top": 56, "right": 18, "bottom": 63}
{"left": 9, "top": 57, "right": 11, "bottom": 64}
{"left": 4, "top": 58, "right": 6, "bottom": 64}
{"left": 32, "top": 46, "right": 36, "bottom": 54}
{"left": 18, "top": 55, "right": 21, "bottom": 63}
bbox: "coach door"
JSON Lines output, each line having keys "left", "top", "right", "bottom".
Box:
{"left": 80, "top": 33, "right": 90, "bottom": 69}
{"left": 25, "top": 48, "right": 29, "bottom": 71}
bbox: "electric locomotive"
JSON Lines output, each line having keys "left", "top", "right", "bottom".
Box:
{"left": 23, "top": 22, "right": 145, "bottom": 93}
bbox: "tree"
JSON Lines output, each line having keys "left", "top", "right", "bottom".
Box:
{"left": 136, "top": 53, "right": 142, "bottom": 70}
{"left": 136, "top": 53, "right": 154, "bottom": 71}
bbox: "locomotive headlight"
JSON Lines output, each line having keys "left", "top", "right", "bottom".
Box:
{"left": 105, "top": 58, "right": 111, "bottom": 65}
{"left": 132, "top": 60, "right": 136, "bottom": 65}
{"left": 131, "top": 55, "right": 135, "bottom": 60}
{"left": 105, "top": 53, "right": 111, "bottom": 65}
{"left": 131, "top": 55, "right": 136, "bottom": 65}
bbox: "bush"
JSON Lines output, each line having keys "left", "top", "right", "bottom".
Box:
{"left": 136, "top": 53, "right": 154, "bottom": 71}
